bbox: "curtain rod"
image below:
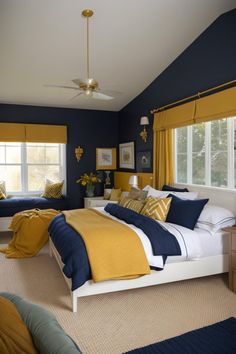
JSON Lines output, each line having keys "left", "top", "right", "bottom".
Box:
{"left": 150, "top": 79, "right": 236, "bottom": 114}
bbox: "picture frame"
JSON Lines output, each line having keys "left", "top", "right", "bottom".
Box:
{"left": 119, "top": 142, "right": 135, "bottom": 169}
{"left": 96, "top": 148, "right": 117, "bottom": 170}
{"left": 136, "top": 150, "right": 152, "bottom": 172}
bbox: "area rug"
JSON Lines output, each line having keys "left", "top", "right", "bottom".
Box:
{"left": 125, "top": 317, "right": 236, "bottom": 354}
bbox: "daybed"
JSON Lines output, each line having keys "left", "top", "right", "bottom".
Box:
{"left": 0, "top": 197, "right": 68, "bottom": 232}
{"left": 48, "top": 185, "right": 236, "bottom": 312}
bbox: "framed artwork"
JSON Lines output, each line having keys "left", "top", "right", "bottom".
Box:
{"left": 119, "top": 142, "right": 135, "bottom": 169}
{"left": 96, "top": 148, "right": 117, "bottom": 170}
{"left": 136, "top": 150, "right": 152, "bottom": 172}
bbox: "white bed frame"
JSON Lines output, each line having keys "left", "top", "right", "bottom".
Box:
{"left": 49, "top": 185, "right": 236, "bottom": 312}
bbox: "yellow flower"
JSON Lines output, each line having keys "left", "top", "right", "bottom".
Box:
{"left": 76, "top": 172, "right": 101, "bottom": 186}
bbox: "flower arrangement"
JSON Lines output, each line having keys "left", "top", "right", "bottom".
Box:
{"left": 76, "top": 173, "right": 101, "bottom": 186}
{"left": 76, "top": 173, "right": 101, "bottom": 197}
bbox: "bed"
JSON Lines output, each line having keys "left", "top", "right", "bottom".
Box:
{"left": 49, "top": 184, "right": 235, "bottom": 312}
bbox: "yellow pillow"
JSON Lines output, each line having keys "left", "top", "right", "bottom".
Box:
{"left": 119, "top": 197, "right": 144, "bottom": 213}
{"left": 0, "top": 181, "right": 6, "bottom": 199}
{"left": 0, "top": 296, "right": 38, "bottom": 354}
{"left": 41, "top": 181, "right": 64, "bottom": 199}
{"left": 110, "top": 188, "right": 122, "bottom": 201}
{"left": 0, "top": 189, "right": 6, "bottom": 200}
{"left": 141, "top": 196, "right": 172, "bottom": 221}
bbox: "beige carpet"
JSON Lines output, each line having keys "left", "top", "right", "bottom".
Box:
{"left": 0, "top": 234, "right": 236, "bottom": 354}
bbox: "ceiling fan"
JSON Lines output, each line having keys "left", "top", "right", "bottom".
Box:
{"left": 45, "top": 9, "right": 120, "bottom": 100}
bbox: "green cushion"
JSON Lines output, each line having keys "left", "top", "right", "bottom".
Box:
{"left": 0, "top": 292, "right": 82, "bottom": 354}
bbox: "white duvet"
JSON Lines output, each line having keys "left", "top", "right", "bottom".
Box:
{"left": 96, "top": 207, "right": 203, "bottom": 269}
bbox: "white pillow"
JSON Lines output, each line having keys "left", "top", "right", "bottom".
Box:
{"left": 143, "top": 185, "right": 198, "bottom": 200}
{"left": 196, "top": 204, "right": 235, "bottom": 235}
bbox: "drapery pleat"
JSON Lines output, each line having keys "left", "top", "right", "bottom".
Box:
{"left": 153, "top": 129, "right": 173, "bottom": 190}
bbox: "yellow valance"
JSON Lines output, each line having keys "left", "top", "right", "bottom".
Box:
{"left": 0, "top": 123, "right": 67, "bottom": 143}
{"left": 0, "top": 123, "right": 26, "bottom": 142}
{"left": 153, "top": 86, "right": 236, "bottom": 131}
{"left": 25, "top": 124, "right": 67, "bottom": 143}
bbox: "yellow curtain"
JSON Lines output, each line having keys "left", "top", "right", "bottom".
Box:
{"left": 152, "top": 86, "right": 236, "bottom": 189}
{"left": 153, "top": 129, "right": 173, "bottom": 190}
{"left": 0, "top": 123, "right": 67, "bottom": 143}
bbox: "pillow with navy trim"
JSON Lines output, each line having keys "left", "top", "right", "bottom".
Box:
{"left": 166, "top": 194, "right": 209, "bottom": 230}
{"left": 162, "top": 185, "right": 189, "bottom": 192}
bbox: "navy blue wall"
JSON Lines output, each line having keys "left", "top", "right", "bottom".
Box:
{"left": 119, "top": 8, "right": 236, "bottom": 171}
{"left": 0, "top": 104, "right": 119, "bottom": 208}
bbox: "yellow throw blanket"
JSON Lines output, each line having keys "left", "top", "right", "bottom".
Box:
{"left": 63, "top": 208, "right": 150, "bottom": 282}
{"left": 0, "top": 209, "right": 59, "bottom": 258}
{"left": 0, "top": 296, "right": 38, "bottom": 354}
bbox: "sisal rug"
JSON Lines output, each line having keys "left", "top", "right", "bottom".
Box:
{"left": 0, "top": 234, "right": 236, "bottom": 354}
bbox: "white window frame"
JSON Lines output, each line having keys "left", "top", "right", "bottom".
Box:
{"left": 0, "top": 142, "right": 66, "bottom": 196}
{"left": 174, "top": 116, "right": 236, "bottom": 190}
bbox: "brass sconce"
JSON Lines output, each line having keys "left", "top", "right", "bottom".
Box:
{"left": 75, "top": 146, "right": 84, "bottom": 162}
{"left": 139, "top": 116, "right": 149, "bottom": 143}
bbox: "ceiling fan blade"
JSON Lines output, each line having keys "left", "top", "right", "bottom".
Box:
{"left": 92, "top": 92, "right": 114, "bottom": 100}
{"left": 44, "top": 84, "right": 80, "bottom": 90}
{"left": 70, "top": 92, "right": 84, "bottom": 101}
{"left": 72, "top": 78, "right": 84, "bottom": 86}
{"left": 97, "top": 88, "right": 122, "bottom": 96}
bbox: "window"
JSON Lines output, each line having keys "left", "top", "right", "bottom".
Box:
{"left": 0, "top": 142, "right": 66, "bottom": 195}
{"left": 175, "top": 116, "right": 236, "bottom": 189}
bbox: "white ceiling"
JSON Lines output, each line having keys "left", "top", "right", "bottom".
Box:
{"left": 0, "top": 0, "right": 235, "bottom": 112}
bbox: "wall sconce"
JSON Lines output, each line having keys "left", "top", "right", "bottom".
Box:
{"left": 129, "top": 175, "right": 139, "bottom": 188}
{"left": 139, "top": 116, "right": 149, "bottom": 143}
{"left": 75, "top": 146, "right": 84, "bottom": 162}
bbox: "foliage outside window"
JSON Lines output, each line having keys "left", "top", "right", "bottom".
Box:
{"left": 175, "top": 116, "right": 236, "bottom": 189}
{"left": 0, "top": 142, "right": 66, "bottom": 195}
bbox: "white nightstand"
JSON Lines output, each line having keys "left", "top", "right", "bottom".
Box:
{"left": 84, "top": 197, "right": 118, "bottom": 208}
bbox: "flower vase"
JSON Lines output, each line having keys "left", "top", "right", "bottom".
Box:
{"left": 86, "top": 183, "right": 95, "bottom": 197}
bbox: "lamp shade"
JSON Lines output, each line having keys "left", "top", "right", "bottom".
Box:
{"left": 140, "top": 116, "right": 149, "bottom": 125}
{"left": 129, "top": 175, "right": 139, "bottom": 187}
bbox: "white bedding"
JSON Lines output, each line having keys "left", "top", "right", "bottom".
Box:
{"left": 96, "top": 207, "right": 223, "bottom": 269}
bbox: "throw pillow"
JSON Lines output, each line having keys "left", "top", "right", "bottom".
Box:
{"left": 104, "top": 188, "right": 112, "bottom": 200}
{"left": 162, "top": 184, "right": 189, "bottom": 192}
{"left": 0, "top": 181, "right": 6, "bottom": 199}
{"left": 110, "top": 188, "right": 122, "bottom": 201}
{"left": 166, "top": 194, "right": 209, "bottom": 230}
{"left": 141, "top": 196, "right": 172, "bottom": 221}
{"left": 128, "top": 187, "right": 148, "bottom": 200}
{"left": 119, "top": 197, "right": 144, "bottom": 213}
{"left": 41, "top": 180, "right": 64, "bottom": 199}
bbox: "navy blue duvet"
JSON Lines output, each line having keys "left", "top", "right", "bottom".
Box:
{"left": 48, "top": 204, "right": 181, "bottom": 291}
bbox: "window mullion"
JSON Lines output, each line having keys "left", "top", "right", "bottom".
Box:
{"left": 227, "top": 118, "right": 234, "bottom": 189}
{"left": 21, "top": 143, "right": 27, "bottom": 193}
{"left": 205, "top": 122, "right": 211, "bottom": 186}
{"left": 174, "top": 130, "right": 177, "bottom": 182}
{"left": 187, "top": 126, "right": 192, "bottom": 184}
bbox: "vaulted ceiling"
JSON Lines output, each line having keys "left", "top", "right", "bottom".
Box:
{"left": 0, "top": 0, "right": 235, "bottom": 111}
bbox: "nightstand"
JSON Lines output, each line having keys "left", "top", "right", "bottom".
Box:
{"left": 84, "top": 197, "right": 118, "bottom": 208}
{"left": 224, "top": 226, "right": 236, "bottom": 293}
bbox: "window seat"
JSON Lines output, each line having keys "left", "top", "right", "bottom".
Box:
{"left": 0, "top": 197, "right": 68, "bottom": 217}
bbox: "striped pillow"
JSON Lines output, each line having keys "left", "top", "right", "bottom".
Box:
{"left": 119, "top": 197, "right": 144, "bottom": 213}
{"left": 41, "top": 181, "right": 64, "bottom": 199}
{"left": 0, "top": 181, "right": 6, "bottom": 199}
{"left": 0, "top": 189, "right": 6, "bottom": 200}
{"left": 141, "top": 196, "right": 172, "bottom": 221}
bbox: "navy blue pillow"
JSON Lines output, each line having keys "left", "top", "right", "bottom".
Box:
{"left": 162, "top": 185, "right": 189, "bottom": 192}
{"left": 166, "top": 194, "right": 209, "bottom": 230}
